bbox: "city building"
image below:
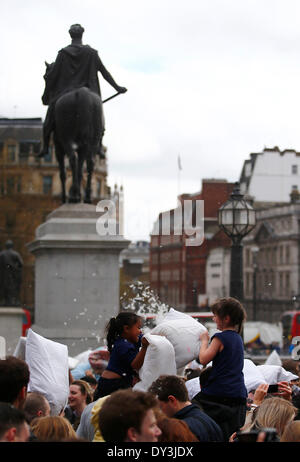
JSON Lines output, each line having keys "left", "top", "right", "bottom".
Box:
{"left": 240, "top": 146, "right": 300, "bottom": 203}
{"left": 243, "top": 189, "right": 300, "bottom": 323}
{"left": 119, "top": 240, "right": 150, "bottom": 297}
{"left": 150, "top": 179, "right": 234, "bottom": 312}
{"left": 0, "top": 117, "right": 112, "bottom": 313}
{"left": 205, "top": 247, "right": 231, "bottom": 305}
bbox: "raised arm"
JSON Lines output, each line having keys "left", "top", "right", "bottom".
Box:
{"left": 131, "top": 336, "right": 149, "bottom": 371}
{"left": 199, "top": 332, "right": 222, "bottom": 366}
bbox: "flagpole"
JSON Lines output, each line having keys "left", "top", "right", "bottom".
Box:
{"left": 177, "top": 154, "right": 182, "bottom": 197}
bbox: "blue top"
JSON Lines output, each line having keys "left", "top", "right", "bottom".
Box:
{"left": 201, "top": 330, "right": 247, "bottom": 399}
{"left": 174, "top": 404, "right": 224, "bottom": 442}
{"left": 106, "top": 334, "right": 142, "bottom": 381}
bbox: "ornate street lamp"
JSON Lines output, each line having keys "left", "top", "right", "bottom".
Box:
{"left": 218, "top": 182, "right": 256, "bottom": 302}
{"left": 251, "top": 246, "right": 259, "bottom": 321}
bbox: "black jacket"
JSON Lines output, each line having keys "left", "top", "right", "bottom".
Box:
{"left": 192, "top": 393, "right": 246, "bottom": 441}
{"left": 174, "top": 403, "right": 224, "bottom": 442}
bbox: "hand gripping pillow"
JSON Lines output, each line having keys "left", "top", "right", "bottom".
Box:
{"left": 151, "top": 308, "right": 207, "bottom": 369}
{"left": 25, "top": 329, "right": 69, "bottom": 416}
{"left": 133, "top": 333, "right": 176, "bottom": 392}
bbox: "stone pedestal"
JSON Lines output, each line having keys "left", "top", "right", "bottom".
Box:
{"left": 27, "top": 203, "right": 130, "bottom": 356}
{"left": 0, "top": 307, "right": 24, "bottom": 355}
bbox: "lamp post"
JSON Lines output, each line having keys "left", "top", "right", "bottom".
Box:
{"left": 218, "top": 181, "right": 256, "bottom": 309}
{"left": 251, "top": 246, "right": 259, "bottom": 321}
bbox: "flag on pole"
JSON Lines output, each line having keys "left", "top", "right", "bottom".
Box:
{"left": 178, "top": 155, "right": 182, "bottom": 171}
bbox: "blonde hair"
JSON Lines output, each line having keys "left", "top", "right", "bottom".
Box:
{"left": 250, "top": 397, "right": 297, "bottom": 437}
{"left": 31, "top": 416, "right": 78, "bottom": 441}
{"left": 280, "top": 420, "right": 300, "bottom": 442}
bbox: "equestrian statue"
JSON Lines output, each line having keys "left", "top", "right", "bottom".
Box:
{"left": 39, "top": 24, "right": 127, "bottom": 203}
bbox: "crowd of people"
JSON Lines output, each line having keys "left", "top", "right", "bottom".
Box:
{"left": 0, "top": 297, "right": 300, "bottom": 443}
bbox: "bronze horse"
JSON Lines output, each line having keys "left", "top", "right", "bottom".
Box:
{"left": 44, "top": 64, "right": 104, "bottom": 203}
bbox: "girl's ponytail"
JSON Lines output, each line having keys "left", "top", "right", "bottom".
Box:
{"left": 106, "top": 316, "right": 120, "bottom": 353}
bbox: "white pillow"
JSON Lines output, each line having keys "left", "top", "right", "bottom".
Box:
{"left": 185, "top": 377, "right": 201, "bottom": 400}
{"left": 243, "top": 359, "right": 267, "bottom": 393}
{"left": 13, "top": 337, "right": 27, "bottom": 360}
{"left": 264, "top": 350, "right": 282, "bottom": 366}
{"left": 13, "top": 336, "right": 78, "bottom": 374}
{"left": 133, "top": 333, "right": 176, "bottom": 392}
{"left": 257, "top": 365, "right": 299, "bottom": 384}
{"left": 151, "top": 308, "right": 207, "bottom": 369}
{"left": 25, "top": 329, "right": 69, "bottom": 416}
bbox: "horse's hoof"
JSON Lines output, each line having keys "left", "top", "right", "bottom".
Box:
{"left": 84, "top": 198, "right": 92, "bottom": 204}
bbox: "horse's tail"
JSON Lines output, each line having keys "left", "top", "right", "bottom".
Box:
{"left": 75, "top": 87, "right": 93, "bottom": 145}
{"left": 54, "top": 87, "right": 103, "bottom": 150}
{"left": 74, "top": 89, "right": 81, "bottom": 148}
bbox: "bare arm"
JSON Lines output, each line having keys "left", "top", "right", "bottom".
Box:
{"left": 199, "top": 333, "right": 222, "bottom": 366}
{"left": 131, "top": 337, "right": 149, "bottom": 371}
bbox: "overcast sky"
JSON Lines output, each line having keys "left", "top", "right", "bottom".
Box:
{"left": 2, "top": 0, "right": 300, "bottom": 241}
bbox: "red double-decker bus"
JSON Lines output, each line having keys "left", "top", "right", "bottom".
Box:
{"left": 281, "top": 311, "right": 300, "bottom": 346}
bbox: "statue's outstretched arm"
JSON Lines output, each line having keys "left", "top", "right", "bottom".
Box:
{"left": 96, "top": 54, "right": 126, "bottom": 93}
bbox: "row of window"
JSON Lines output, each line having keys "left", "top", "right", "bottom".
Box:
{"left": 0, "top": 176, "right": 22, "bottom": 194}
{"left": 151, "top": 250, "right": 182, "bottom": 264}
{"left": 0, "top": 176, "right": 53, "bottom": 195}
{"left": 151, "top": 269, "right": 182, "bottom": 282}
{"left": 245, "top": 271, "right": 291, "bottom": 297}
{"left": 0, "top": 144, "right": 53, "bottom": 163}
{"left": 245, "top": 244, "right": 292, "bottom": 266}
{"left": 158, "top": 285, "right": 181, "bottom": 307}
{"left": 0, "top": 175, "right": 103, "bottom": 196}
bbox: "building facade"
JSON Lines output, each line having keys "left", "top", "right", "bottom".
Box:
{"left": 0, "top": 117, "right": 111, "bottom": 314}
{"left": 243, "top": 192, "right": 300, "bottom": 323}
{"left": 240, "top": 146, "right": 300, "bottom": 203}
{"left": 150, "top": 179, "right": 234, "bottom": 312}
{"left": 119, "top": 240, "right": 150, "bottom": 297}
{"left": 205, "top": 247, "right": 231, "bottom": 305}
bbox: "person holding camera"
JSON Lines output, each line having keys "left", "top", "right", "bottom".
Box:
{"left": 237, "top": 396, "right": 297, "bottom": 441}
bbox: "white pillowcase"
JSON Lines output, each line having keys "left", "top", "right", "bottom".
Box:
{"left": 185, "top": 377, "right": 201, "bottom": 400}
{"left": 151, "top": 308, "right": 207, "bottom": 369}
{"left": 133, "top": 333, "right": 176, "bottom": 392}
{"left": 25, "top": 329, "right": 69, "bottom": 416}
{"left": 243, "top": 359, "right": 267, "bottom": 392}
{"left": 257, "top": 364, "right": 299, "bottom": 385}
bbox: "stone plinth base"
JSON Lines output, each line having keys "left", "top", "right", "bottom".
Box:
{"left": 27, "top": 203, "right": 130, "bottom": 356}
{"left": 0, "top": 307, "right": 24, "bottom": 355}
